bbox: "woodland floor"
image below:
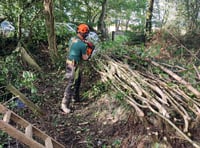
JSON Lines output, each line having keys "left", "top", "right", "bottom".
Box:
{"left": 3, "top": 31, "right": 200, "bottom": 148}
{"left": 9, "top": 60, "right": 198, "bottom": 148}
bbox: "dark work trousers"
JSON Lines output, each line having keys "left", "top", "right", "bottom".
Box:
{"left": 62, "top": 63, "right": 81, "bottom": 108}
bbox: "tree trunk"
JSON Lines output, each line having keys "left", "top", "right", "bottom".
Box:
{"left": 145, "top": 0, "right": 154, "bottom": 36}
{"left": 43, "top": 0, "right": 58, "bottom": 63}
{"left": 125, "top": 19, "right": 130, "bottom": 31}
{"left": 188, "top": 0, "right": 199, "bottom": 31}
{"left": 97, "top": 0, "right": 108, "bottom": 40}
{"left": 115, "top": 19, "right": 120, "bottom": 31}
{"left": 17, "top": 13, "right": 22, "bottom": 41}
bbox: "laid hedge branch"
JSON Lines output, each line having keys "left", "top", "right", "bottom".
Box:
{"left": 16, "top": 43, "right": 42, "bottom": 72}
{"left": 94, "top": 55, "right": 200, "bottom": 148}
{"left": 6, "top": 84, "right": 45, "bottom": 117}
{"left": 148, "top": 105, "right": 200, "bottom": 148}
{"left": 151, "top": 61, "right": 200, "bottom": 99}
{"left": 193, "top": 64, "right": 200, "bottom": 80}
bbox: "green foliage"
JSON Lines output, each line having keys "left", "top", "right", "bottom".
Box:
{"left": 0, "top": 131, "right": 10, "bottom": 147}
{"left": 109, "top": 0, "right": 146, "bottom": 27}
{"left": 54, "top": 45, "right": 67, "bottom": 70}
{"left": 0, "top": 50, "right": 21, "bottom": 85}
{"left": 115, "top": 92, "right": 124, "bottom": 102}
{"left": 112, "top": 139, "right": 121, "bottom": 147}
{"left": 125, "top": 31, "right": 146, "bottom": 45}
{"left": 101, "top": 35, "right": 129, "bottom": 56}
{"left": 0, "top": 0, "right": 44, "bottom": 41}
{"left": 21, "top": 71, "right": 37, "bottom": 94}
{"left": 0, "top": 50, "right": 39, "bottom": 103}
{"left": 55, "top": 23, "right": 76, "bottom": 45}
{"left": 91, "top": 81, "right": 108, "bottom": 96}
{"left": 31, "top": 20, "right": 47, "bottom": 41}
{"left": 83, "top": 81, "right": 109, "bottom": 99}
{"left": 143, "top": 45, "right": 162, "bottom": 58}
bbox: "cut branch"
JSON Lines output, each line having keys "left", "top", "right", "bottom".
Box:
{"left": 151, "top": 61, "right": 200, "bottom": 99}
{"left": 94, "top": 55, "right": 200, "bottom": 147}
{"left": 6, "top": 84, "right": 45, "bottom": 117}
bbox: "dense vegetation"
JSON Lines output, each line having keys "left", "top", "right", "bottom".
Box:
{"left": 0, "top": 0, "right": 200, "bottom": 147}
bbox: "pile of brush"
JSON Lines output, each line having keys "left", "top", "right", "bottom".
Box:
{"left": 93, "top": 55, "right": 200, "bottom": 148}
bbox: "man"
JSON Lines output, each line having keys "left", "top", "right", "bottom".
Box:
{"left": 61, "top": 23, "right": 94, "bottom": 114}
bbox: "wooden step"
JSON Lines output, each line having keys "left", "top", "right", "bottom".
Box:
{"left": 0, "top": 103, "right": 65, "bottom": 148}
{"left": 45, "top": 137, "right": 53, "bottom": 148}
{"left": 25, "top": 124, "right": 32, "bottom": 138}
{"left": 0, "top": 120, "right": 45, "bottom": 148}
{"left": 3, "top": 110, "right": 11, "bottom": 123}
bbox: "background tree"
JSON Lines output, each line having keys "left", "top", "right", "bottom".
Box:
{"left": 43, "top": 0, "right": 58, "bottom": 63}
{"left": 182, "top": 0, "right": 199, "bottom": 32}
{"left": 145, "top": 0, "right": 154, "bottom": 36}
{"left": 97, "top": 0, "right": 108, "bottom": 40}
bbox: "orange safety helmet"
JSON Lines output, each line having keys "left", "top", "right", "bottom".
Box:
{"left": 77, "top": 24, "right": 89, "bottom": 34}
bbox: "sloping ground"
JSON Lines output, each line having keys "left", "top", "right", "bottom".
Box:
{"left": 36, "top": 66, "right": 131, "bottom": 148}
{"left": 2, "top": 30, "right": 200, "bottom": 147}
{"left": 9, "top": 67, "right": 131, "bottom": 148}
{"left": 7, "top": 58, "right": 199, "bottom": 148}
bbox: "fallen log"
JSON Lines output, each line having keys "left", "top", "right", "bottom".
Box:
{"left": 16, "top": 43, "right": 42, "bottom": 72}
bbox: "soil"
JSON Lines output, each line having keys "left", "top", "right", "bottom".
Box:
{"left": 35, "top": 64, "right": 133, "bottom": 148}
{"left": 2, "top": 34, "right": 200, "bottom": 148}
{"left": 9, "top": 62, "right": 199, "bottom": 148}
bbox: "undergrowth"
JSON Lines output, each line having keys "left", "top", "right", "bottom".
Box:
{"left": 0, "top": 30, "right": 200, "bottom": 147}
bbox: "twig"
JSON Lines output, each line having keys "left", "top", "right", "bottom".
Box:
{"left": 165, "top": 90, "right": 190, "bottom": 132}
{"left": 148, "top": 105, "right": 200, "bottom": 148}
{"left": 111, "top": 78, "right": 145, "bottom": 116}
{"left": 3, "top": 97, "right": 18, "bottom": 105}
{"left": 166, "top": 29, "right": 200, "bottom": 61}
{"left": 95, "top": 54, "right": 200, "bottom": 147}
{"left": 193, "top": 64, "right": 200, "bottom": 80}
{"left": 160, "top": 62, "right": 186, "bottom": 71}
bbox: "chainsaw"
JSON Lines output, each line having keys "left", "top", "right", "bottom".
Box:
{"left": 84, "top": 40, "right": 95, "bottom": 58}
{"left": 85, "top": 31, "right": 100, "bottom": 58}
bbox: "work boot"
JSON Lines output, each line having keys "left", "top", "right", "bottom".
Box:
{"left": 61, "top": 103, "right": 70, "bottom": 114}
{"left": 73, "top": 94, "right": 82, "bottom": 102}
{"left": 61, "top": 96, "right": 71, "bottom": 114}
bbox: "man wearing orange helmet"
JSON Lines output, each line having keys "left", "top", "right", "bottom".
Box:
{"left": 61, "top": 23, "right": 94, "bottom": 114}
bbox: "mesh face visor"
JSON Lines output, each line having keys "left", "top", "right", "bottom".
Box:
{"left": 83, "top": 31, "right": 89, "bottom": 38}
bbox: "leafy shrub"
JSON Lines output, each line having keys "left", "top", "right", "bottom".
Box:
{"left": 0, "top": 50, "right": 39, "bottom": 103}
